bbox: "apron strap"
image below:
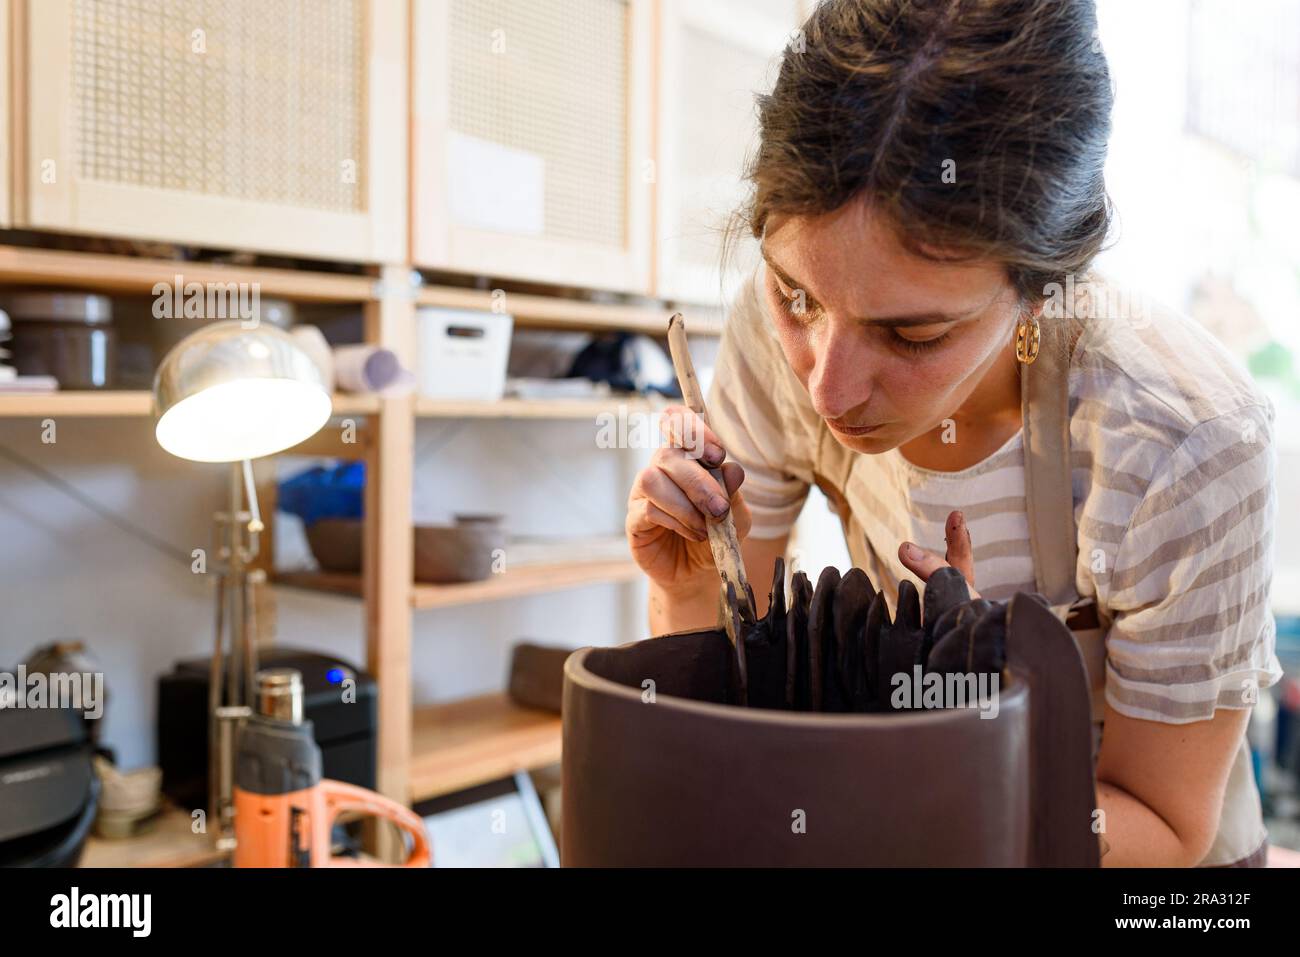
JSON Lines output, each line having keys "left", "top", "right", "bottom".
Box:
{"left": 1021, "top": 312, "right": 1079, "bottom": 606}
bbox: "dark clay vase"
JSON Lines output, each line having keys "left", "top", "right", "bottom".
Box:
{"left": 561, "top": 592, "right": 1098, "bottom": 867}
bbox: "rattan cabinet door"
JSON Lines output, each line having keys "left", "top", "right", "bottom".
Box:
{"left": 17, "top": 0, "right": 405, "bottom": 262}
{"left": 653, "top": 0, "right": 800, "bottom": 308}
{"left": 412, "top": 0, "right": 653, "bottom": 294}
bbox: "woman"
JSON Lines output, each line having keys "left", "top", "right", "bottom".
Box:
{"left": 626, "top": 0, "right": 1282, "bottom": 867}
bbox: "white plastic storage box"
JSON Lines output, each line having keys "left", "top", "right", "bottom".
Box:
{"left": 416, "top": 307, "right": 514, "bottom": 402}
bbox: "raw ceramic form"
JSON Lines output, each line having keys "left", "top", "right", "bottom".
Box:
{"left": 305, "top": 517, "right": 363, "bottom": 573}
{"left": 561, "top": 569, "right": 1098, "bottom": 867}
{"left": 305, "top": 516, "right": 506, "bottom": 583}
{"left": 412, "top": 517, "right": 506, "bottom": 583}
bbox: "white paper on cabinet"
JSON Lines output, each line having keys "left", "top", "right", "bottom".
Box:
{"left": 446, "top": 131, "right": 546, "bottom": 236}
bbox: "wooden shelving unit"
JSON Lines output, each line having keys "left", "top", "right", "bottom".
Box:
{"left": 409, "top": 692, "right": 562, "bottom": 804}
{"left": 0, "top": 243, "right": 675, "bottom": 855}
{"left": 0, "top": 246, "right": 725, "bottom": 336}
{"left": 0, "top": 0, "right": 797, "bottom": 867}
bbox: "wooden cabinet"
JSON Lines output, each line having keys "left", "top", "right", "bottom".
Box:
{"left": 653, "top": 0, "right": 801, "bottom": 307}
{"left": 412, "top": 0, "right": 654, "bottom": 294}
{"left": 13, "top": 0, "right": 406, "bottom": 262}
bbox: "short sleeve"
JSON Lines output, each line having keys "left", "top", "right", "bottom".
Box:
{"left": 706, "top": 268, "right": 813, "bottom": 540}
{"left": 1102, "top": 403, "right": 1284, "bottom": 724}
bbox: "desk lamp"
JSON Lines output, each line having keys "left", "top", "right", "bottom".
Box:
{"left": 153, "top": 320, "right": 330, "bottom": 848}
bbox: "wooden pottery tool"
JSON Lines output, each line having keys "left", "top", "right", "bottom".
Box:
{"left": 666, "top": 313, "right": 755, "bottom": 623}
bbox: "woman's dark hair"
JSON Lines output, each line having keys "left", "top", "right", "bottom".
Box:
{"left": 736, "top": 0, "right": 1114, "bottom": 303}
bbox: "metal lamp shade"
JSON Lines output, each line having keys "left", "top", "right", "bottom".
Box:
{"left": 153, "top": 321, "right": 330, "bottom": 462}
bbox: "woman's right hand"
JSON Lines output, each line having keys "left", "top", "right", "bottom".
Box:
{"left": 626, "top": 405, "right": 751, "bottom": 591}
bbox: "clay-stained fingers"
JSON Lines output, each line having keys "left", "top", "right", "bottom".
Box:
{"left": 626, "top": 494, "right": 707, "bottom": 544}
{"left": 631, "top": 453, "right": 714, "bottom": 538}
{"left": 943, "top": 510, "right": 976, "bottom": 584}
{"left": 658, "top": 404, "right": 726, "bottom": 466}
{"left": 718, "top": 462, "right": 751, "bottom": 539}
{"left": 654, "top": 445, "right": 733, "bottom": 520}
{"left": 718, "top": 460, "right": 745, "bottom": 498}
{"left": 898, "top": 526, "right": 981, "bottom": 601}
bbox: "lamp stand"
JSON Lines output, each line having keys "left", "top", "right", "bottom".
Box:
{"left": 208, "top": 458, "right": 265, "bottom": 851}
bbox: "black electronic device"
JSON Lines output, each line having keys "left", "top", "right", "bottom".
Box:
{"left": 0, "top": 704, "right": 100, "bottom": 866}
{"left": 157, "top": 648, "right": 377, "bottom": 809}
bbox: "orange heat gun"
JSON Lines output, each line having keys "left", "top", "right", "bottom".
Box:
{"left": 232, "top": 668, "right": 431, "bottom": 867}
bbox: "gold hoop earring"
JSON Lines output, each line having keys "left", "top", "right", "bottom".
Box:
{"left": 1015, "top": 314, "right": 1041, "bottom": 364}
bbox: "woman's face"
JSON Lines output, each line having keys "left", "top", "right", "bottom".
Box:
{"left": 762, "top": 202, "right": 1026, "bottom": 454}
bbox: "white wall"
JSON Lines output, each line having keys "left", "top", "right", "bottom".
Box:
{"left": 1095, "top": 0, "right": 1300, "bottom": 612}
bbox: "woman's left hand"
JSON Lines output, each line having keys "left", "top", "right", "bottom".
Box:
{"left": 898, "top": 510, "right": 981, "bottom": 599}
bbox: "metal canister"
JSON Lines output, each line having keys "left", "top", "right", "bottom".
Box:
{"left": 4, "top": 292, "right": 116, "bottom": 389}
{"left": 255, "top": 668, "right": 305, "bottom": 725}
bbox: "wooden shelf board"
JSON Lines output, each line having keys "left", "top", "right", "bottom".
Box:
{"left": 409, "top": 691, "right": 562, "bottom": 803}
{"left": 416, "top": 395, "right": 662, "bottom": 419}
{"left": 0, "top": 244, "right": 375, "bottom": 302}
{"left": 274, "top": 554, "right": 639, "bottom": 609}
{"left": 328, "top": 394, "right": 382, "bottom": 416}
{"left": 0, "top": 391, "right": 154, "bottom": 417}
{"left": 0, "top": 245, "right": 723, "bottom": 336}
{"left": 78, "top": 805, "right": 229, "bottom": 869}
{"left": 0, "top": 391, "right": 378, "bottom": 418}
{"left": 274, "top": 569, "right": 364, "bottom": 597}
{"left": 411, "top": 556, "right": 639, "bottom": 609}
{"left": 417, "top": 284, "right": 723, "bottom": 336}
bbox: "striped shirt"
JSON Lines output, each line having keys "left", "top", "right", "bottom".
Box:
{"left": 709, "top": 265, "right": 1283, "bottom": 864}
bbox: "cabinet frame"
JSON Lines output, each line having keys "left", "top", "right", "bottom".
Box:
{"left": 17, "top": 0, "right": 407, "bottom": 262}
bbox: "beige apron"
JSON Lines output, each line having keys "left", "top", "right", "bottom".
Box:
{"left": 809, "top": 314, "right": 1267, "bottom": 867}
{"left": 1018, "top": 316, "right": 1110, "bottom": 747}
